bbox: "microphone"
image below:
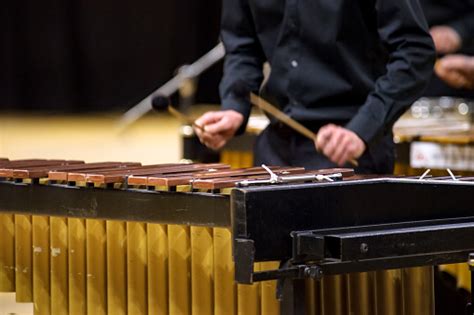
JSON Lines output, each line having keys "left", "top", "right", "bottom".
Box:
{"left": 151, "top": 94, "right": 204, "bottom": 132}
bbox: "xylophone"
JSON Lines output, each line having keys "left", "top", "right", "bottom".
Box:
{"left": 1, "top": 158, "right": 474, "bottom": 315}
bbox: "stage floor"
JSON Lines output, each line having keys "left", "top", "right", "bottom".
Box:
{"left": 0, "top": 113, "right": 181, "bottom": 164}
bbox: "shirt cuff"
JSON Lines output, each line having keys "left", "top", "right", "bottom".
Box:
{"left": 222, "top": 97, "right": 252, "bottom": 136}
{"left": 345, "top": 109, "right": 383, "bottom": 146}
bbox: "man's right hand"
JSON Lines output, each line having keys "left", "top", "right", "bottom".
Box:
{"left": 194, "top": 110, "right": 244, "bottom": 150}
{"left": 435, "top": 55, "right": 474, "bottom": 89}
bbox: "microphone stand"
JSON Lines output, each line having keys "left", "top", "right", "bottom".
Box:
{"left": 117, "top": 42, "right": 225, "bottom": 131}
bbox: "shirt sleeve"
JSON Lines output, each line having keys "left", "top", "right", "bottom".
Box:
{"left": 345, "top": 0, "right": 436, "bottom": 146}
{"left": 449, "top": 12, "right": 474, "bottom": 49}
{"left": 219, "top": 0, "right": 266, "bottom": 135}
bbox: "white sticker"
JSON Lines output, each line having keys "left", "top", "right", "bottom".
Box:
{"left": 410, "top": 142, "right": 474, "bottom": 171}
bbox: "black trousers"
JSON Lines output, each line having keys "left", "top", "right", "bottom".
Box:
{"left": 253, "top": 122, "right": 395, "bottom": 174}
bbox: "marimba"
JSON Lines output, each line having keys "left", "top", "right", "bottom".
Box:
{"left": 1, "top": 158, "right": 473, "bottom": 315}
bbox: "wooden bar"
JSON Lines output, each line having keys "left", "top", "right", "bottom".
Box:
{"left": 48, "top": 163, "right": 141, "bottom": 181}
{"left": 192, "top": 166, "right": 304, "bottom": 179}
{"left": 12, "top": 162, "right": 141, "bottom": 179}
{"left": 66, "top": 163, "right": 184, "bottom": 183}
{"left": 127, "top": 163, "right": 230, "bottom": 186}
{"left": 67, "top": 165, "right": 150, "bottom": 182}
{"left": 0, "top": 160, "right": 83, "bottom": 177}
{"left": 86, "top": 163, "right": 229, "bottom": 184}
{"left": 0, "top": 159, "right": 62, "bottom": 168}
{"left": 144, "top": 173, "right": 198, "bottom": 187}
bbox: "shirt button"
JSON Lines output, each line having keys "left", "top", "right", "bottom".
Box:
{"left": 291, "top": 60, "right": 298, "bottom": 68}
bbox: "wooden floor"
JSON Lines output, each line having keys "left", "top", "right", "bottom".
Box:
{"left": 0, "top": 112, "right": 182, "bottom": 315}
{"left": 0, "top": 113, "right": 181, "bottom": 163}
{"left": 0, "top": 292, "right": 33, "bottom": 315}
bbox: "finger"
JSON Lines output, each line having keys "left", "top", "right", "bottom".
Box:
{"left": 194, "top": 123, "right": 205, "bottom": 139}
{"left": 195, "top": 111, "right": 225, "bottom": 127}
{"left": 438, "top": 55, "right": 469, "bottom": 72}
{"left": 207, "top": 137, "right": 227, "bottom": 151}
{"left": 337, "top": 149, "right": 353, "bottom": 167}
{"left": 337, "top": 142, "right": 358, "bottom": 166}
{"left": 199, "top": 131, "right": 222, "bottom": 144}
{"left": 204, "top": 116, "right": 233, "bottom": 134}
{"left": 214, "top": 139, "right": 227, "bottom": 150}
{"left": 441, "top": 71, "right": 469, "bottom": 89}
{"left": 323, "top": 127, "right": 344, "bottom": 159}
{"left": 332, "top": 134, "right": 351, "bottom": 164}
{"left": 315, "top": 124, "right": 336, "bottom": 151}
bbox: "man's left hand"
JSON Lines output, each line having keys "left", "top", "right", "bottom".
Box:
{"left": 430, "top": 26, "right": 462, "bottom": 54}
{"left": 315, "top": 124, "right": 366, "bottom": 166}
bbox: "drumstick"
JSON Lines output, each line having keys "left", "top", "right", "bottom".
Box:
{"left": 249, "top": 92, "right": 359, "bottom": 167}
{"left": 151, "top": 95, "right": 204, "bottom": 132}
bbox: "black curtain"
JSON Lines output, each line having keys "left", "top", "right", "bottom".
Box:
{"left": 0, "top": 0, "right": 222, "bottom": 111}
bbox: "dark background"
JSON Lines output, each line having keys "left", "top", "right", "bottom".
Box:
{"left": 0, "top": 0, "right": 222, "bottom": 112}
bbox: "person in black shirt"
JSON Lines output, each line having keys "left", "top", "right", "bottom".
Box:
{"left": 420, "top": 0, "right": 474, "bottom": 95}
{"left": 195, "top": 0, "right": 435, "bottom": 173}
{"left": 420, "top": 0, "right": 474, "bottom": 55}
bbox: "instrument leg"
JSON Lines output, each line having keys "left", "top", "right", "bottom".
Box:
{"left": 280, "top": 278, "right": 307, "bottom": 315}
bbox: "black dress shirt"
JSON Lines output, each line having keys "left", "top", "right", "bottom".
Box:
{"left": 220, "top": 0, "right": 436, "bottom": 147}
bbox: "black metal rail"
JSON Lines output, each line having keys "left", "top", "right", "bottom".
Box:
{"left": 0, "top": 180, "right": 230, "bottom": 227}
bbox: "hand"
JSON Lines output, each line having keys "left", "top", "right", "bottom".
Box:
{"left": 315, "top": 124, "right": 366, "bottom": 167}
{"left": 435, "top": 55, "right": 474, "bottom": 89}
{"left": 194, "top": 110, "right": 244, "bottom": 150}
{"left": 430, "top": 26, "right": 462, "bottom": 54}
